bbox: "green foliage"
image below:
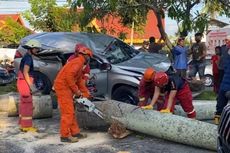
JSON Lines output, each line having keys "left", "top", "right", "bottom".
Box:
{"left": 0, "top": 18, "right": 32, "bottom": 45}
{"left": 70, "top": 0, "right": 230, "bottom": 37}
{"left": 194, "top": 90, "right": 217, "bottom": 100}
{"left": 24, "top": 0, "right": 79, "bottom": 32}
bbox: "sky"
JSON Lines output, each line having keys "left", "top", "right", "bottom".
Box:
{"left": 0, "top": 0, "right": 229, "bottom": 36}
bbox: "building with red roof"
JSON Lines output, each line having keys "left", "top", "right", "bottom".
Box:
{"left": 92, "top": 10, "right": 164, "bottom": 44}
{"left": 0, "top": 14, "right": 25, "bottom": 28}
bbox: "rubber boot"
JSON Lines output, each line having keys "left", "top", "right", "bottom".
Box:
{"left": 60, "top": 137, "right": 79, "bottom": 143}
{"left": 214, "top": 115, "right": 221, "bottom": 125}
{"left": 20, "top": 127, "right": 38, "bottom": 132}
{"left": 72, "top": 133, "right": 87, "bottom": 139}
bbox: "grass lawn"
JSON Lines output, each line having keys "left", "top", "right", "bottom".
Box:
{"left": 0, "top": 81, "right": 17, "bottom": 95}
{"left": 0, "top": 81, "right": 217, "bottom": 101}
{"left": 194, "top": 90, "right": 217, "bottom": 100}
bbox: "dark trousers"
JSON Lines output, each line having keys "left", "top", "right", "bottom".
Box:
{"left": 216, "top": 89, "right": 229, "bottom": 115}
{"left": 189, "top": 60, "right": 205, "bottom": 80}
{"left": 219, "top": 69, "right": 224, "bottom": 85}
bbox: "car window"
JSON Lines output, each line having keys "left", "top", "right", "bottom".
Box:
{"left": 102, "top": 40, "right": 139, "bottom": 64}
{"left": 90, "top": 58, "right": 100, "bottom": 69}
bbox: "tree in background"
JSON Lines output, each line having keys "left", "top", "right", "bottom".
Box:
{"left": 0, "top": 18, "right": 32, "bottom": 47}
{"left": 69, "top": 0, "right": 230, "bottom": 49}
{"left": 23, "top": 0, "right": 79, "bottom": 32}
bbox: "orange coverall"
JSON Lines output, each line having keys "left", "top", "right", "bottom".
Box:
{"left": 54, "top": 55, "right": 90, "bottom": 138}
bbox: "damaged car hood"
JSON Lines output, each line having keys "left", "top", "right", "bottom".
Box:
{"left": 20, "top": 32, "right": 114, "bottom": 55}
{"left": 116, "top": 52, "right": 171, "bottom": 72}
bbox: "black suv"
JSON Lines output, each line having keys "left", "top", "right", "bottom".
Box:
{"left": 218, "top": 104, "right": 230, "bottom": 153}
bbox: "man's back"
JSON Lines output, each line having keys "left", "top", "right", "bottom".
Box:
{"left": 149, "top": 43, "right": 162, "bottom": 53}
{"left": 219, "top": 45, "right": 230, "bottom": 70}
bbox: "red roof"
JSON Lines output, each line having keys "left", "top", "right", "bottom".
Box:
{"left": 0, "top": 14, "right": 25, "bottom": 27}
{"left": 94, "top": 10, "right": 164, "bottom": 43}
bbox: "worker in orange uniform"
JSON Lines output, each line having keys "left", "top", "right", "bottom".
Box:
{"left": 54, "top": 46, "right": 93, "bottom": 143}
{"left": 67, "top": 43, "right": 91, "bottom": 82}
{"left": 142, "top": 72, "right": 196, "bottom": 118}
{"left": 138, "top": 68, "right": 165, "bottom": 110}
{"left": 17, "top": 39, "right": 41, "bottom": 132}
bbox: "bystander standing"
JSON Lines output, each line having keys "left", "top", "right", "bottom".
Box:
{"left": 172, "top": 37, "right": 188, "bottom": 78}
{"left": 188, "top": 33, "right": 207, "bottom": 81}
{"left": 211, "top": 46, "right": 221, "bottom": 94}
{"left": 148, "top": 36, "right": 163, "bottom": 53}
{"left": 219, "top": 37, "right": 230, "bottom": 85}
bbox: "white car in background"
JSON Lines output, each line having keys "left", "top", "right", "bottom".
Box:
{"left": 204, "top": 57, "right": 213, "bottom": 87}
{"left": 188, "top": 56, "right": 213, "bottom": 87}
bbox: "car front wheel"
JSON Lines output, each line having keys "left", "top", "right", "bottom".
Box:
{"left": 33, "top": 71, "right": 52, "bottom": 95}
{"left": 112, "top": 86, "right": 139, "bottom": 105}
{"left": 204, "top": 74, "right": 213, "bottom": 87}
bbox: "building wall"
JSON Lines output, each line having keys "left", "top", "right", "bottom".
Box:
{"left": 95, "top": 10, "right": 164, "bottom": 45}
{"left": 206, "top": 26, "right": 230, "bottom": 54}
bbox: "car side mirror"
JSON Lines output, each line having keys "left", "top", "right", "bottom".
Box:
{"left": 100, "top": 63, "right": 111, "bottom": 71}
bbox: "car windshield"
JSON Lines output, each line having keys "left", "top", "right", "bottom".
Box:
{"left": 101, "top": 40, "right": 139, "bottom": 64}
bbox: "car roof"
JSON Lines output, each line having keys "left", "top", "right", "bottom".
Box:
{"left": 20, "top": 32, "right": 115, "bottom": 54}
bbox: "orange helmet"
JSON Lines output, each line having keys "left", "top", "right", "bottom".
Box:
{"left": 154, "top": 72, "right": 168, "bottom": 87}
{"left": 79, "top": 48, "right": 93, "bottom": 58}
{"left": 75, "top": 43, "right": 88, "bottom": 54}
{"left": 143, "top": 68, "right": 156, "bottom": 82}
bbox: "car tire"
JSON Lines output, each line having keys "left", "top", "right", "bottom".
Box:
{"left": 33, "top": 71, "right": 52, "bottom": 95}
{"left": 112, "top": 86, "right": 139, "bottom": 105}
{"left": 204, "top": 74, "right": 213, "bottom": 87}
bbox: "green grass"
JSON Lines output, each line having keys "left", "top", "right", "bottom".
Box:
{"left": 194, "top": 90, "right": 217, "bottom": 100}
{"left": 0, "top": 81, "right": 17, "bottom": 95}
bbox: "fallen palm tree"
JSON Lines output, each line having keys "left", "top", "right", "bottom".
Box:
{"left": 0, "top": 93, "right": 53, "bottom": 118}
{"left": 174, "top": 100, "right": 216, "bottom": 120}
{"left": 78, "top": 100, "right": 217, "bottom": 151}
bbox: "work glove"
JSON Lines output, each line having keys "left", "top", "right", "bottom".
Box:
{"left": 74, "top": 91, "right": 83, "bottom": 99}
{"left": 160, "top": 108, "right": 172, "bottom": 113}
{"left": 87, "top": 95, "right": 94, "bottom": 101}
{"left": 141, "top": 105, "right": 153, "bottom": 110}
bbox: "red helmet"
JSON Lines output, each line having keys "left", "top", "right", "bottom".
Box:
{"left": 143, "top": 68, "right": 156, "bottom": 82}
{"left": 154, "top": 72, "right": 169, "bottom": 87}
{"left": 75, "top": 43, "right": 88, "bottom": 54}
{"left": 79, "top": 48, "right": 93, "bottom": 58}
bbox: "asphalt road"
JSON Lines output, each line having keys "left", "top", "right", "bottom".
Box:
{"left": 0, "top": 110, "right": 216, "bottom": 153}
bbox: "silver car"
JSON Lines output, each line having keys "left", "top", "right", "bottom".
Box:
{"left": 14, "top": 32, "right": 171, "bottom": 105}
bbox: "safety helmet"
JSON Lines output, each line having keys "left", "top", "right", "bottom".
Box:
{"left": 75, "top": 43, "right": 88, "bottom": 54}
{"left": 23, "top": 39, "right": 41, "bottom": 49}
{"left": 143, "top": 67, "right": 156, "bottom": 82}
{"left": 79, "top": 48, "right": 93, "bottom": 58}
{"left": 154, "top": 72, "right": 169, "bottom": 87}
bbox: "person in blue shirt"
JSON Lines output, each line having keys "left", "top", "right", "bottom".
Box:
{"left": 172, "top": 37, "right": 188, "bottom": 78}
{"left": 17, "top": 39, "right": 41, "bottom": 132}
{"left": 215, "top": 43, "right": 230, "bottom": 124}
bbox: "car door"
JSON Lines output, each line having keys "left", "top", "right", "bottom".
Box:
{"left": 88, "top": 57, "right": 109, "bottom": 98}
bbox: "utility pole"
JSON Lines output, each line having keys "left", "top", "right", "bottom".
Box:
{"left": 130, "top": 21, "right": 134, "bottom": 46}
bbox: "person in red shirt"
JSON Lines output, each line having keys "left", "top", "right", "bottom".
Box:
{"left": 142, "top": 72, "right": 196, "bottom": 118}
{"left": 138, "top": 68, "right": 165, "bottom": 110}
{"left": 211, "top": 46, "right": 221, "bottom": 94}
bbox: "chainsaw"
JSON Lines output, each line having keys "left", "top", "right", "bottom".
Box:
{"left": 74, "top": 97, "right": 104, "bottom": 119}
